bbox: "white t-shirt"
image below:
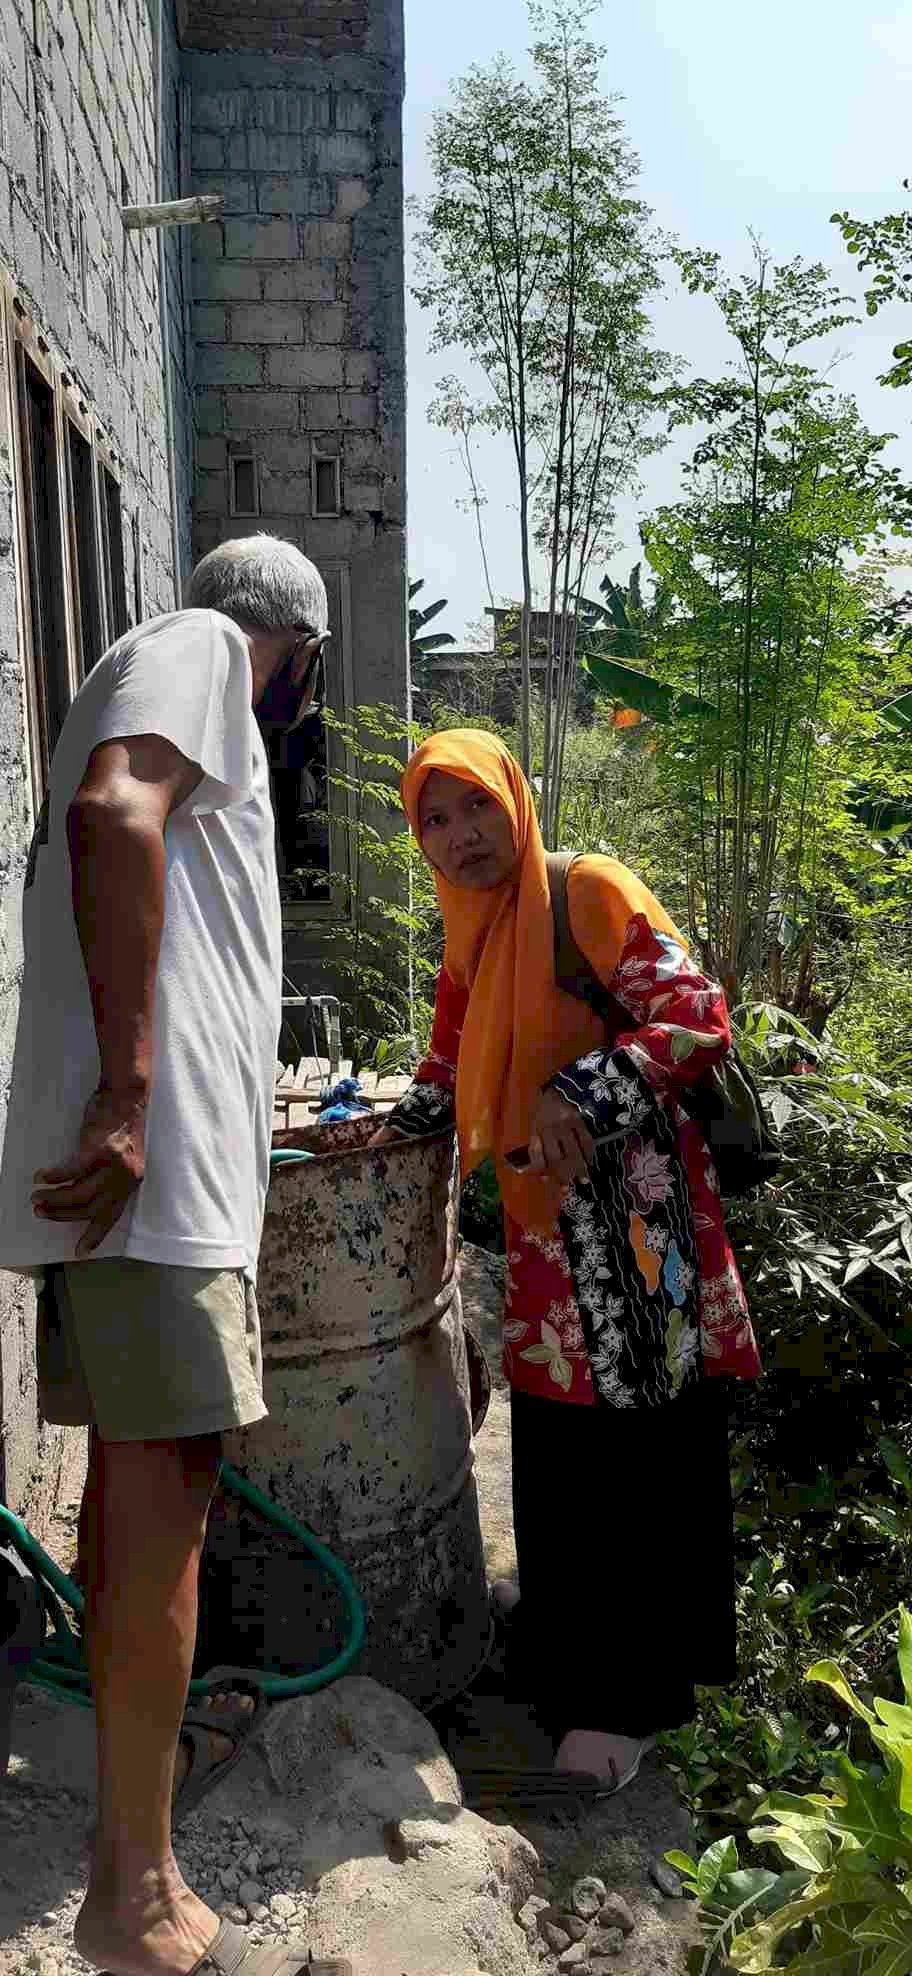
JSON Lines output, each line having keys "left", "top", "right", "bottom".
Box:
{"left": 0, "top": 609, "right": 282, "bottom": 1279}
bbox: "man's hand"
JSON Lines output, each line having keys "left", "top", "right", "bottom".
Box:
{"left": 32, "top": 1089, "right": 147, "bottom": 1257}
{"left": 527, "top": 1086, "right": 594, "bottom": 1184}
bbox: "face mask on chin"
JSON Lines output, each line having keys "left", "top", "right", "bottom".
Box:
{"left": 258, "top": 645, "right": 326, "bottom": 730}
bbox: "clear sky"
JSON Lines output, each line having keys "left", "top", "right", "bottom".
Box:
{"left": 403, "top": 0, "right": 912, "bottom": 643}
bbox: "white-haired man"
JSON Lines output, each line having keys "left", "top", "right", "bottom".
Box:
{"left": 0, "top": 537, "right": 353, "bottom": 1976}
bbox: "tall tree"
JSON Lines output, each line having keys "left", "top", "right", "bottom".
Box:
{"left": 413, "top": 0, "right": 670, "bottom": 795}
{"left": 641, "top": 246, "right": 912, "bottom": 1018}
{"left": 832, "top": 186, "right": 912, "bottom": 389}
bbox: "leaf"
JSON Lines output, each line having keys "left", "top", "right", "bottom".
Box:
{"left": 827, "top": 1755, "right": 912, "bottom": 1862}
{"left": 770, "top": 1091, "right": 796, "bottom": 1132}
{"left": 729, "top": 1885, "right": 834, "bottom": 1969}
{"left": 806, "top": 1661, "right": 877, "bottom": 1726}
{"left": 873, "top": 1697, "right": 912, "bottom": 1739}
{"left": 854, "top": 1899, "right": 912, "bottom": 1970}
{"left": 664, "top": 1850, "right": 700, "bottom": 1879}
{"left": 696, "top": 1834, "right": 739, "bottom": 1897}
{"left": 502, "top": 1319, "right": 528, "bottom": 1343}
{"left": 749, "top": 1824, "right": 833, "bottom": 1873}
{"left": 540, "top": 1320, "right": 561, "bottom": 1353}
{"left": 519, "top": 1344, "right": 554, "bottom": 1364}
{"left": 900, "top": 1609, "right": 912, "bottom": 1708}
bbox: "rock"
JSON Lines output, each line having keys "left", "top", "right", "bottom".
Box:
{"left": 649, "top": 1860, "right": 683, "bottom": 1899}
{"left": 518, "top": 1895, "right": 551, "bottom": 1935}
{"left": 572, "top": 1874, "right": 607, "bottom": 1921}
{"left": 598, "top": 1895, "right": 636, "bottom": 1935}
{"left": 219, "top": 1866, "right": 240, "bottom": 1891}
{"left": 562, "top": 1915, "right": 589, "bottom": 1942}
{"left": 590, "top": 1927, "right": 626, "bottom": 1956}
{"left": 541, "top": 1921, "right": 572, "bottom": 1953}
{"left": 270, "top": 1893, "right": 298, "bottom": 1921}
{"left": 237, "top": 1880, "right": 265, "bottom": 1907}
{"left": 242, "top": 1850, "right": 261, "bottom": 1874}
{"left": 204, "top": 1678, "right": 538, "bottom": 1976}
{"left": 559, "top": 1943, "right": 590, "bottom": 1970}
{"left": 222, "top": 1904, "right": 250, "bottom": 1925}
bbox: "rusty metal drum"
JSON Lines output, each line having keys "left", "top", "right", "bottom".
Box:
{"left": 200, "top": 1115, "right": 491, "bottom": 1711}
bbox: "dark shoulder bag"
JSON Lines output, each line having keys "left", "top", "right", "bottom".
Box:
{"left": 545, "top": 851, "right": 781, "bottom": 1198}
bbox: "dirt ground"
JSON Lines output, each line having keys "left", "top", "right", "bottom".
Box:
{"left": 0, "top": 1242, "right": 699, "bottom": 1974}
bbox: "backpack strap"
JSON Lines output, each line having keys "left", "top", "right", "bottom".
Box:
{"left": 545, "top": 851, "right": 629, "bottom": 1036}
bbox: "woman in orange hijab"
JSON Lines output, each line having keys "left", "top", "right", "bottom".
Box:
{"left": 384, "top": 730, "right": 759, "bottom": 1804}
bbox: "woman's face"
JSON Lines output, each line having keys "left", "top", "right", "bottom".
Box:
{"left": 418, "top": 770, "right": 517, "bottom": 889}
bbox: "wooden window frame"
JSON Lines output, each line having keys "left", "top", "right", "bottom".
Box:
{"left": 96, "top": 434, "right": 129, "bottom": 646}
{"left": 132, "top": 509, "right": 145, "bottom": 627}
{"left": 63, "top": 381, "right": 107, "bottom": 675}
{"left": 0, "top": 269, "right": 130, "bottom": 809}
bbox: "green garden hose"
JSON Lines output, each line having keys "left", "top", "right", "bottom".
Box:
{"left": 0, "top": 1142, "right": 366, "bottom": 1707}
{"left": 0, "top": 1464, "right": 365, "bottom": 1710}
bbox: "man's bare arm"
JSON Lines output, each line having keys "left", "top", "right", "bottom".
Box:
{"left": 32, "top": 734, "right": 202, "bottom": 1255}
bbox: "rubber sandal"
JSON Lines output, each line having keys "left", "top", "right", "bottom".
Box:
{"left": 172, "top": 1666, "right": 267, "bottom": 1829}
{"left": 104, "top": 1918, "right": 353, "bottom": 1975}
{"left": 458, "top": 1739, "right": 657, "bottom": 1809}
{"left": 458, "top": 1765, "right": 611, "bottom": 1812}
{"left": 610, "top": 1733, "right": 656, "bottom": 1790}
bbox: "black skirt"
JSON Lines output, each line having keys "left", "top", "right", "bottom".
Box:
{"left": 507, "top": 1377, "right": 737, "bottom": 1741}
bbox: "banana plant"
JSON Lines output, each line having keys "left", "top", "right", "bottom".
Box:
{"left": 409, "top": 579, "right": 456, "bottom": 662}
{"left": 577, "top": 568, "right": 717, "bottom": 724}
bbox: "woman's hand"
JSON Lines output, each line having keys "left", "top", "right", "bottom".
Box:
{"left": 527, "top": 1087, "right": 594, "bottom": 1184}
{"left": 368, "top": 1122, "right": 404, "bottom": 1147}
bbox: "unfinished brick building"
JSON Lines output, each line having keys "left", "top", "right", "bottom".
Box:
{"left": 0, "top": 0, "right": 407, "bottom": 1532}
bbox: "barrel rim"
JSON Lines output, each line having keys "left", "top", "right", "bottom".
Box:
{"left": 269, "top": 1120, "right": 457, "bottom": 1178}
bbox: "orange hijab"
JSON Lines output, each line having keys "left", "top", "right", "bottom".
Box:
{"left": 400, "top": 730, "right": 607, "bottom": 1229}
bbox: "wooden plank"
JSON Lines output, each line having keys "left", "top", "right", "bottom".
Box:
{"left": 121, "top": 195, "right": 223, "bottom": 231}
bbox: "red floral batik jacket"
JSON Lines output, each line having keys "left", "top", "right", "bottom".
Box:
{"left": 389, "top": 913, "right": 761, "bottom": 1407}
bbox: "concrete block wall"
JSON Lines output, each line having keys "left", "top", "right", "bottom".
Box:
{"left": 0, "top": 0, "right": 188, "bottom": 1531}
{"left": 185, "top": 34, "right": 406, "bottom": 658}
{"left": 184, "top": 1, "right": 408, "bottom": 996}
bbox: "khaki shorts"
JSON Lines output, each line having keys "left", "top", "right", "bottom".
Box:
{"left": 38, "top": 1259, "right": 267, "bottom": 1443}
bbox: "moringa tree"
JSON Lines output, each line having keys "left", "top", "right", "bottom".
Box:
{"left": 640, "top": 245, "right": 912, "bottom": 1020}
{"left": 413, "top": 0, "right": 670, "bottom": 796}
{"left": 832, "top": 185, "right": 912, "bottom": 390}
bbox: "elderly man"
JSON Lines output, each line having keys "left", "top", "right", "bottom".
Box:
{"left": 0, "top": 537, "right": 352, "bottom": 1976}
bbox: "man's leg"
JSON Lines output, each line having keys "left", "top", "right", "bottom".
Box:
{"left": 74, "top": 1433, "right": 223, "bottom": 1976}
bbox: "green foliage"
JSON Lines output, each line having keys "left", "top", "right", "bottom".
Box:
{"left": 665, "top": 1836, "right": 806, "bottom": 1976}
{"left": 832, "top": 194, "right": 912, "bottom": 388}
{"left": 299, "top": 704, "right": 439, "bottom": 1062}
{"left": 413, "top": 0, "right": 673, "bottom": 783}
{"left": 658, "top": 996, "right": 912, "bottom": 1875}
{"left": 717, "top": 1610, "right": 912, "bottom": 1971}
{"left": 637, "top": 245, "right": 912, "bottom": 1012}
